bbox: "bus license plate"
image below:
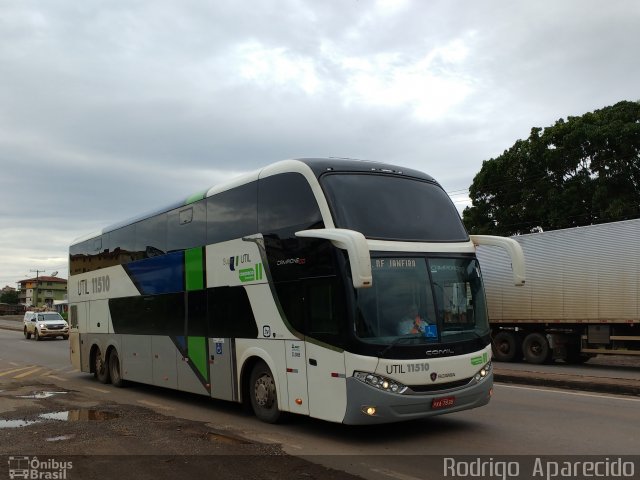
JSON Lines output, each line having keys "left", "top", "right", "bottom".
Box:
{"left": 432, "top": 396, "right": 455, "bottom": 409}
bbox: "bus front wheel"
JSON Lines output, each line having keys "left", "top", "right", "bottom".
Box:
{"left": 249, "top": 361, "right": 281, "bottom": 424}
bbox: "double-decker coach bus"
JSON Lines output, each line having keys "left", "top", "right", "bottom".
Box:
{"left": 69, "top": 158, "right": 524, "bottom": 424}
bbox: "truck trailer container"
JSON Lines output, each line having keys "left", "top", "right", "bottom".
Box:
{"left": 476, "top": 219, "right": 640, "bottom": 364}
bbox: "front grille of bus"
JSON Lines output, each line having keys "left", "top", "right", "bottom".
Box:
{"left": 405, "top": 377, "right": 472, "bottom": 394}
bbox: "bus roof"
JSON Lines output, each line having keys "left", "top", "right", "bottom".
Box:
{"left": 71, "top": 157, "right": 439, "bottom": 246}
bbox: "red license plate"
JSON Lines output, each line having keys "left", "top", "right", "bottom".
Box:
{"left": 431, "top": 396, "right": 455, "bottom": 409}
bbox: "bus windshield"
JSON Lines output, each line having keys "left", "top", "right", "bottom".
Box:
{"left": 354, "top": 256, "right": 489, "bottom": 345}
{"left": 321, "top": 173, "right": 468, "bottom": 242}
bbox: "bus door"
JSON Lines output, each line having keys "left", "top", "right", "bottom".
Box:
{"left": 305, "top": 342, "right": 346, "bottom": 422}
{"left": 303, "top": 277, "right": 347, "bottom": 423}
{"left": 285, "top": 339, "right": 309, "bottom": 415}
{"left": 209, "top": 337, "right": 236, "bottom": 402}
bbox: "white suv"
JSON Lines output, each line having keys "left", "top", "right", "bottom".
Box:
{"left": 23, "top": 311, "right": 69, "bottom": 340}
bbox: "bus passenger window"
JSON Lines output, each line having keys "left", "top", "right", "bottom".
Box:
{"left": 208, "top": 287, "right": 258, "bottom": 338}
{"left": 305, "top": 277, "right": 345, "bottom": 344}
{"left": 168, "top": 200, "right": 206, "bottom": 252}
{"left": 206, "top": 183, "right": 257, "bottom": 244}
{"left": 258, "top": 173, "right": 323, "bottom": 236}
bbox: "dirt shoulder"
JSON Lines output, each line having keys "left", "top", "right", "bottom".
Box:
{"left": 0, "top": 380, "right": 362, "bottom": 480}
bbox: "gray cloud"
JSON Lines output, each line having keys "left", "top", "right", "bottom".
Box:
{"left": 1, "top": 0, "right": 639, "bottom": 286}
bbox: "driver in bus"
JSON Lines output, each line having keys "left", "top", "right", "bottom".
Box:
{"left": 398, "top": 304, "right": 429, "bottom": 335}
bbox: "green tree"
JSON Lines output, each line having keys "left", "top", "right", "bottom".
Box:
{"left": 0, "top": 290, "right": 19, "bottom": 304}
{"left": 463, "top": 100, "right": 640, "bottom": 235}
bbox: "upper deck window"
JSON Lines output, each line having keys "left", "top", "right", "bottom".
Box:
{"left": 321, "top": 173, "right": 468, "bottom": 242}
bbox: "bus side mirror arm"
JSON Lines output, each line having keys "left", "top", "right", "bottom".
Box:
{"left": 295, "top": 228, "right": 372, "bottom": 289}
{"left": 470, "top": 235, "right": 526, "bottom": 286}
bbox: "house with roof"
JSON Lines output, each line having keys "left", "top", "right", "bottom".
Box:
{"left": 17, "top": 276, "right": 67, "bottom": 308}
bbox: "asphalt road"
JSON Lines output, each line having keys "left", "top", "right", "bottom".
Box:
{"left": 2, "top": 327, "right": 640, "bottom": 480}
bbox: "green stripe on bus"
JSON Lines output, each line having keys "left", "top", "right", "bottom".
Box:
{"left": 185, "top": 190, "right": 206, "bottom": 205}
{"left": 185, "top": 248, "right": 204, "bottom": 291}
{"left": 188, "top": 336, "right": 209, "bottom": 381}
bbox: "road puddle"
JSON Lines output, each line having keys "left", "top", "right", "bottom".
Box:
{"left": 40, "top": 409, "right": 120, "bottom": 422}
{"left": 46, "top": 434, "right": 76, "bottom": 442}
{"left": 205, "top": 431, "right": 251, "bottom": 445}
{"left": 0, "top": 419, "right": 41, "bottom": 429}
{"left": 17, "top": 391, "right": 68, "bottom": 399}
{"left": 0, "top": 409, "right": 118, "bottom": 429}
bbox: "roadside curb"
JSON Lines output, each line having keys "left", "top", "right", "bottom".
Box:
{"left": 494, "top": 370, "right": 640, "bottom": 397}
{"left": 0, "top": 322, "right": 22, "bottom": 332}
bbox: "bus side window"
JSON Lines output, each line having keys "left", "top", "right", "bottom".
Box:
{"left": 258, "top": 173, "right": 323, "bottom": 236}
{"left": 208, "top": 287, "right": 259, "bottom": 338}
{"left": 136, "top": 213, "right": 167, "bottom": 258}
{"left": 274, "top": 281, "right": 305, "bottom": 333}
{"left": 206, "top": 182, "right": 258, "bottom": 244}
{"left": 168, "top": 200, "right": 206, "bottom": 252}
{"left": 109, "top": 224, "right": 137, "bottom": 265}
{"left": 304, "top": 277, "right": 346, "bottom": 345}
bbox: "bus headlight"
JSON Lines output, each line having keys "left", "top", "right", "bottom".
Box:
{"left": 353, "top": 371, "right": 408, "bottom": 394}
{"left": 474, "top": 362, "right": 492, "bottom": 382}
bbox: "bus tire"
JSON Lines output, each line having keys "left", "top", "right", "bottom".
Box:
{"left": 249, "top": 361, "right": 281, "bottom": 424}
{"left": 108, "top": 349, "right": 125, "bottom": 387}
{"left": 94, "top": 346, "right": 111, "bottom": 384}
{"left": 492, "top": 331, "right": 520, "bottom": 362}
{"left": 522, "top": 333, "right": 551, "bottom": 364}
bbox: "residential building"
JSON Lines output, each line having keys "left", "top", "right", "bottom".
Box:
{"left": 17, "top": 276, "right": 68, "bottom": 308}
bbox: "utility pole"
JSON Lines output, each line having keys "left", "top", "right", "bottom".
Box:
{"left": 29, "top": 269, "right": 46, "bottom": 308}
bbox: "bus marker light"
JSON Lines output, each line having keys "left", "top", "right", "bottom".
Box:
{"left": 295, "top": 398, "right": 303, "bottom": 405}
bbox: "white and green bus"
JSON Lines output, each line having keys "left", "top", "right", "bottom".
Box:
{"left": 69, "top": 158, "right": 524, "bottom": 424}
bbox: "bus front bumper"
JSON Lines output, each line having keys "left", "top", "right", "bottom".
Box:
{"left": 342, "top": 373, "right": 493, "bottom": 425}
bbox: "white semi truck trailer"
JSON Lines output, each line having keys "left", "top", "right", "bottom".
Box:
{"left": 476, "top": 219, "right": 640, "bottom": 364}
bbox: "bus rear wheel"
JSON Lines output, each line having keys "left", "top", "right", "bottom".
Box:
{"left": 94, "top": 346, "right": 111, "bottom": 384}
{"left": 249, "top": 361, "right": 281, "bottom": 424}
{"left": 108, "top": 349, "right": 125, "bottom": 387}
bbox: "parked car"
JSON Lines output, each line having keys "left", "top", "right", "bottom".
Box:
{"left": 23, "top": 311, "right": 69, "bottom": 340}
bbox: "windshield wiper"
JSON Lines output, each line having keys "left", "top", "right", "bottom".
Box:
{"left": 379, "top": 334, "right": 424, "bottom": 358}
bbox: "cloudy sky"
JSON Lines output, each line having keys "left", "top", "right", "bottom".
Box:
{"left": 1, "top": 0, "right": 639, "bottom": 289}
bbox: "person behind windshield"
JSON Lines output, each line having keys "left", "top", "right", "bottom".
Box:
{"left": 398, "top": 304, "right": 429, "bottom": 335}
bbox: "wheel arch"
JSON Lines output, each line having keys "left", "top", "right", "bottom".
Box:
{"left": 88, "top": 338, "right": 121, "bottom": 374}
{"left": 237, "top": 348, "right": 282, "bottom": 408}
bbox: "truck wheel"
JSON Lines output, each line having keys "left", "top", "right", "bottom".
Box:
{"left": 249, "top": 361, "right": 281, "bottom": 424}
{"left": 94, "top": 346, "right": 111, "bottom": 384}
{"left": 492, "top": 331, "right": 520, "bottom": 362}
{"left": 34, "top": 330, "right": 41, "bottom": 341}
{"left": 24, "top": 328, "right": 31, "bottom": 340}
{"left": 522, "top": 333, "right": 551, "bottom": 364}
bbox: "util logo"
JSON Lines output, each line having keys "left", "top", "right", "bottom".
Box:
{"left": 226, "top": 254, "right": 251, "bottom": 271}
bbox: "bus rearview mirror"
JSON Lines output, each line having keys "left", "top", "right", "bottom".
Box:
{"left": 295, "top": 228, "right": 372, "bottom": 289}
